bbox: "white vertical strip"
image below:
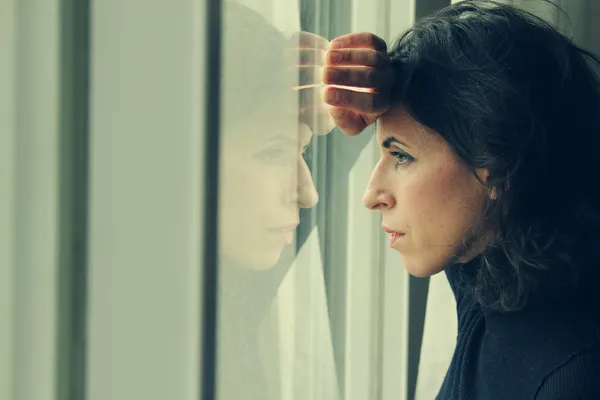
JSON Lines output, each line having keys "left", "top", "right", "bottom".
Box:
{"left": 388, "top": 0, "right": 416, "bottom": 41}
{"left": 346, "top": 0, "right": 385, "bottom": 394}
{"left": 346, "top": 0, "right": 390, "bottom": 374}
{"left": 380, "top": 2, "right": 416, "bottom": 400}
{"left": 414, "top": 273, "right": 456, "bottom": 400}
{"left": 343, "top": 131, "right": 382, "bottom": 400}
{"left": 0, "top": 0, "right": 16, "bottom": 398}
{"left": 344, "top": 13, "right": 392, "bottom": 400}
{"left": 191, "top": 0, "right": 206, "bottom": 396}
{"left": 279, "top": 231, "right": 339, "bottom": 400}
{"left": 86, "top": 0, "right": 203, "bottom": 399}
{"left": 12, "top": 1, "right": 62, "bottom": 399}
{"left": 346, "top": 1, "right": 417, "bottom": 399}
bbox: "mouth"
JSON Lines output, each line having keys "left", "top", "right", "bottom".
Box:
{"left": 382, "top": 225, "right": 405, "bottom": 248}
{"left": 270, "top": 223, "right": 299, "bottom": 245}
{"left": 270, "top": 223, "right": 299, "bottom": 233}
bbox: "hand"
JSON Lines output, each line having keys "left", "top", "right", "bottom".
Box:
{"left": 288, "top": 31, "right": 336, "bottom": 135}
{"left": 322, "top": 32, "right": 395, "bottom": 136}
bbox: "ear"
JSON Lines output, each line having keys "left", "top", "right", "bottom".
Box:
{"left": 475, "top": 168, "right": 497, "bottom": 200}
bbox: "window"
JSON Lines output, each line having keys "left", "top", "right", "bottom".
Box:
{"left": 4, "top": 1, "right": 599, "bottom": 400}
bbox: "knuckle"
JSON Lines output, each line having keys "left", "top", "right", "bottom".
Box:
{"left": 364, "top": 32, "right": 375, "bottom": 45}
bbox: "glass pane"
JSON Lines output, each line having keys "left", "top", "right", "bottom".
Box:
{"left": 217, "top": 1, "right": 388, "bottom": 399}
{"left": 217, "top": 1, "right": 343, "bottom": 399}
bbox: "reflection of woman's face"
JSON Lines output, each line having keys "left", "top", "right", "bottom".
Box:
{"left": 219, "top": 112, "right": 318, "bottom": 269}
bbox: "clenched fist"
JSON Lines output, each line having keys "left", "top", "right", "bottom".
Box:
{"left": 322, "top": 32, "right": 395, "bottom": 136}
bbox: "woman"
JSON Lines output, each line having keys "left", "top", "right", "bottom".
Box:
{"left": 323, "top": 1, "right": 600, "bottom": 398}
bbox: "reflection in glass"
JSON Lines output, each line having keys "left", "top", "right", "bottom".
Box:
{"left": 217, "top": 2, "right": 335, "bottom": 399}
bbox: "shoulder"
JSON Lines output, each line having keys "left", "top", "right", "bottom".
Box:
{"left": 535, "top": 345, "right": 600, "bottom": 400}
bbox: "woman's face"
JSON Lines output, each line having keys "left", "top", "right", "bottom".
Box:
{"left": 363, "top": 107, "right": 488, "bottom": 276}
{"left": 218, "top": 112, "right": 317, "bottom": 270}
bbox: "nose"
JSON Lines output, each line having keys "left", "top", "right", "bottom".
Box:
{"left": 363, "top": 164, "right": 395, "bottom": 210}
{"left": 297, "top": 160, "right": 319, "bottom": 209}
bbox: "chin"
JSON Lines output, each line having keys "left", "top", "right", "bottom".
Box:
{"left": 232, "top": 241, "right": 289, "bottom": 270}
{"left": 220, "top": 232, "right": 288, "bottom": 270}
{"left": 226, "top": 248, "right": 282, "bottom": 270}
{"left": 244, "top": 254, "right": 282, "bottom": 270}
{"left": 399, "top": 253, "right": 448, "bottom": 278}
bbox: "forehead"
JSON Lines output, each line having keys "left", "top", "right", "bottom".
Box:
{"left": 225, "top": 109, "right": 313, "bottom": 149}
{"left": 376, "top": 107, "right": 439, "bottom": 149}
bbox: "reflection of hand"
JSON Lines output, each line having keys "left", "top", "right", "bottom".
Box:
{"left": 289, "top": 31, "right": 336, "bottom": 135}
{"left": 322, "top": 33, "right": 395, "bottom": 136}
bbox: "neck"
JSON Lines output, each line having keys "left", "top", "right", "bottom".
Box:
{"left": 457, "top": 229, "right": 495, "bottom": 264}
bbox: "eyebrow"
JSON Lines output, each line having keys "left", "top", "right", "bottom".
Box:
{"left": 265, "top": 134, "right": 311, "bottom": 148}
{"left": 382, "top": 136, "right": 410, "bottom": 149}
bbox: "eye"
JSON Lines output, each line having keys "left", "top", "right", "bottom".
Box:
{"left": 389, "top": 150, "right": 413, "bottom": 167}
{"left": 255, "top": 146, "right": 290, "bottom": 164}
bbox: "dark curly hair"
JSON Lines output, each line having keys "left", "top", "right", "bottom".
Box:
{"left": 388, "top": 0, "right": 600, "bottom": 311}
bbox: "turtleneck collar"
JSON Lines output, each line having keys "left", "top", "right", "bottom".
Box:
{"left": 444, "top": 252, "right": 600, "bottom": 335}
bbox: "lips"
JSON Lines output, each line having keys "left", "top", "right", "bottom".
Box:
{"left": 270, "top": 223, "right": 299, "bottom": 233}
{"left": 382, "top": 225, "right": 405, "bottom": 235}
{"left": 382, "top": 225, "right": 405, "bottom": 248}
{"left": 270, "top": 223, "right": 299, "bottom": 246}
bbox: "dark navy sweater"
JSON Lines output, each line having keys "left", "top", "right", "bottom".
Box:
{"left": 436, "top": 259, "right": 600, "bottom": 399}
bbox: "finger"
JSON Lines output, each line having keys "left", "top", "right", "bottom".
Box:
{"left": 299, "top": 48, "right": 327, "bottom": 66}
{"left": 325, "top": 49, "right": 389, "bottom": 68}
{"left": 329, "top": 32, "right": 387, "bottom": 52}
{"left": 323, "top": 86, "right": 389, "bottom": 114}
{"left": 283, "top": 48, "right": 327, "bottom": 70}
{"left": 296, "top": 86, "right": 337, "bottom": 135}
{"left": 297, "top": 85, "right": 323, "bottom": 110}
{"left": 328, "top": 108, "right": 369, "bottom": 136}
{"left": 290, "top": 31, "right": 330, "bottom": 50}
{"left": 322, "top": 66, "right": 393, "bottom": 89}
{"left": 295, "top": 65, "right": 323, "bottom": 87}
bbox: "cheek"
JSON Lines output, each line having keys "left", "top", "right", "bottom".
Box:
{"left": 220, "top": 158, "right": 290, "bottom": 213}
{"left": 401, "top": 163, "right": 484, "bottom": 246}
{"left": 393, "top": 165, "right": 485, "bottom": 277}
{"left": 218, "top": 158, "right": 293, "bottom": 269}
